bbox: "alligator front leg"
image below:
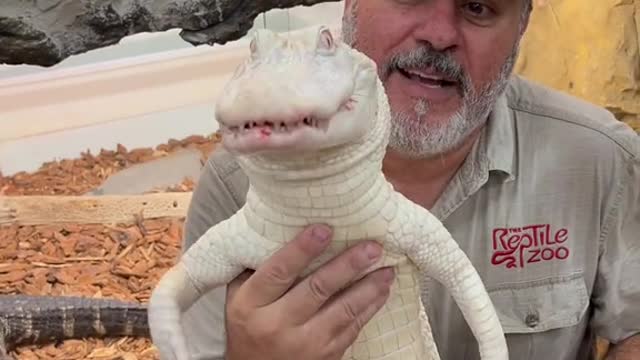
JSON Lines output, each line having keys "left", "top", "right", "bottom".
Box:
{"left": 401, "top": 204, "right": 509, "bottom": 360}
{"left": 148, "top": 210, "right": 262, "bottom": 360}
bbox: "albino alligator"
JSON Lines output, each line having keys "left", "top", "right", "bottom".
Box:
{"left": 0, "top": 295, "right": 149, "bottom": 360}
{"left": 148, "top": 26, "right": 509, "bottom": 359}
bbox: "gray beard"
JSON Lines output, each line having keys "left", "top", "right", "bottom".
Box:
{"left": 341, "top": 4, "right": 519, "bottom": 159}
{"left": 387, "top": 49, "right": 517, "bottom": 158}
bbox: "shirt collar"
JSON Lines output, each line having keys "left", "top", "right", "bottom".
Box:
{"left": 484, "top": 91, "right": 517, "bottom": 181}
{"left": 431, "top": 87, "right": 517, "bottom": 220}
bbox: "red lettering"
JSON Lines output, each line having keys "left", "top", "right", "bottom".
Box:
{"left": 492, "top": 228, "right": 508, "bottom": 250}
{"left": 556, "top": 246, "right": 570, "bottom": 259}
{"left": 541, "top": 248, "right": 555, "bottom": 261}
{"left": 522, "top": 224, "right": 548, "bottom": 247}
{"left": 491, "top": 224, "right": 571, "bottom": 269}
{"left": 555, "top": 228, "right": 568, "bottom": 243}
{"left": 527, "top": 248, "right": 542, "bottom": 263}
{"left": 491, "top": 248, "right": 519, "bottom": 268}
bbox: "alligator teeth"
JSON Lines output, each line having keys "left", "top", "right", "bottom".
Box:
{"left": 223, "top": 116, "right": 326, "bottom": 134}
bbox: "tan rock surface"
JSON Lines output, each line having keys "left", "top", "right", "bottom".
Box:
{"left": 515, "top": 0, "right": 639, "bottom": 132}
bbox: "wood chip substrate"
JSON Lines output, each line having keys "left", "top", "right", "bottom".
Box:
{"left": 0, "top": 133, "right": 221, "bottom": 360}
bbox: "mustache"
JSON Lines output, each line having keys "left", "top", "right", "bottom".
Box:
{"left": 382, "top": 45, "right": 471, "bottom": 93}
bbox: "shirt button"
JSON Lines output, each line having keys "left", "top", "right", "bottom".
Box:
{"left": 525, "top": 312, "right": 539, "bottom": 328}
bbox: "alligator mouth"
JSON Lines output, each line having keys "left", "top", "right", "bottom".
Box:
{"left": 217, "top": 98, "right": 355, "bottom": 143}
{"left": 220, "top": 116, "right": 329, "bottom": 136}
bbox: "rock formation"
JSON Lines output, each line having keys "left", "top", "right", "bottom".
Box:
{"left": 515, "top": 0, "right": 640, "bottom": 132}
{"left": 0, "top": 0, "right": 338, "bottom": 67}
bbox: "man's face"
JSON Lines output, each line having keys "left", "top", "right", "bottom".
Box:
{"left": 342, "top": 0, "right": 528, "bottom": 158}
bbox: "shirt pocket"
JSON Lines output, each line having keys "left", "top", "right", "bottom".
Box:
{"left": 485, "top": 272, "right": 591, "bottom": 359}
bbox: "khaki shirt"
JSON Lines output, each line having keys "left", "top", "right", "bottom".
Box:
{"left": 177, "top": 75, "right": 640, "bottom": 360}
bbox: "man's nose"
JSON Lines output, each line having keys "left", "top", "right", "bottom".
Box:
{"left": 411, "top": 1, "right": 461, "bottom": 52}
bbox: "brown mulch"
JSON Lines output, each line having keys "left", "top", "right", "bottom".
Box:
{"left": 0, "top": 133, "right": 221, "bottom": 196}
{"left": 0, "top": 133, "right": 222, "bottom": 359}
{"left": 0, "top": 219, "right": 182, "bottom": 360}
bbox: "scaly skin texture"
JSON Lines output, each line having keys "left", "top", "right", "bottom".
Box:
{"left": 0, "top": 295, "right": 149, "bottom": 360}
{"left": 148, "top": 26, "right": 509, "bottom": 360}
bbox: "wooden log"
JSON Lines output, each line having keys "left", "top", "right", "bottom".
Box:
{"left": 0, "top": 192, "right": 192, "bottom": 226}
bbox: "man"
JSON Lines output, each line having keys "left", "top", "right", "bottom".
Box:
{"left": 175, "top": 0, "right": 640, "bottom": 359}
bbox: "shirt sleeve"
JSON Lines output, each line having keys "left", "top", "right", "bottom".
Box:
{"left": 182, "top": 149, "right": 248, "bottom": 252}
{"left": 590, "top": 148, "right": 640, "bottom": 344}
{"left": 175, "top": 149, "right": 248, "bottom": 359}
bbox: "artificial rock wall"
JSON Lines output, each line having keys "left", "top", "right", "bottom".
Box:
{"left": 0, "top": 0, "right": 339, "bottom": 67}
{"left": 515, "top": 0, "right": 640, "bottom": 132}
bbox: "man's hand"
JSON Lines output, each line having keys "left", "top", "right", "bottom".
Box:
{"left": 223, "top": 224, "right": 394, "bottom": 360}
{"left": 606, "top": 334, "right": 640, "bottom": 360}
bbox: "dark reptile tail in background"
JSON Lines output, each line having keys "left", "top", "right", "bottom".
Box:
{"left": 0, "top": 295, "right": 149, "bottom": 358}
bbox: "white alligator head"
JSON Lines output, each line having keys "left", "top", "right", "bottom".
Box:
{"left": 214, "top": 26, "right": 380, "bottom": 161}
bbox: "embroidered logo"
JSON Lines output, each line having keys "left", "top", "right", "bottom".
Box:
{"left": 491, "top": 224, "right": 570, "bottom": 269}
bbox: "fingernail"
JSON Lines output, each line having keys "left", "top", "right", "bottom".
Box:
{"left": 365, "top": 242, "right": 382, "bottom": 260}
{"left": 311, "top": 225, "right": 332, "bottom": 244}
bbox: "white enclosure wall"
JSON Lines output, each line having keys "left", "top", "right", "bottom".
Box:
{"left": 0, "top": 2, "right": 344, "bottom": 176}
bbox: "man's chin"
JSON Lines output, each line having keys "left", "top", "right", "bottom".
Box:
{"left": 387, "top": 109, "right": 483, "bottom": 159}
{"left": 391, "top": 102, "right": 463, "bottom": 131}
